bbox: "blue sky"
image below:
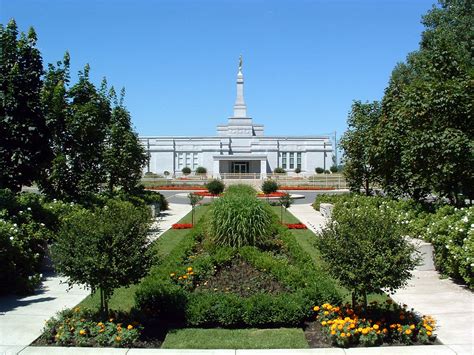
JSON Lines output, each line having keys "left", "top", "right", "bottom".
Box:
{"left": 3, "top": 0, "right": 435, "bottom": 140}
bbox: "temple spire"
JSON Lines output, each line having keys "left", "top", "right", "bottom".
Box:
{"left": 233, "top": 55, "right": 247, "bottom": 118}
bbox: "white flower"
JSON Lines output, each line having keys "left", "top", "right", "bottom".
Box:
{"left": 40, "top": 223, "right": 45, "bottom": 227}
{"left": 13, "top": 223, "right": 17, "bottom": 227}
{"left": 10, "top": 236, "right": 14, "bottom": 240}
{"left": 462, "top": 216, "right": 468, "bottom": 223}
{"left": 27, "top": 207, "right": 31, "bottom": 211}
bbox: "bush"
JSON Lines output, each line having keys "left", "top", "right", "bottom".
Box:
{"left": 315, "top": 167, "right": 324, "bottom": 174}
{"left": 313, "top": 193, "right": 353, "bottom": 211}
{"left": 206, "top": 179, "right": 225, "bottom": 195}
{"left": 163, "top": 171, "right": 170, "bottom": 177}
{"left": 208, "top": 194, "right": 275, "bottom": 248}
{"left": 318, "top": 195, "right": 420, "bottom": 306}
{"left": 330, "top": 166, "right": 339, "bottom": 173}
{"left": 225, "top": 184, "right": 256, "bottom": 196}
{"left": 294, "top": 167, "right": 301, "bottom": 174}
{"left": 274, "top": 167, "right": 286, "bottom": 174}
{"left": 195, "top": 166, "right": 207, "bottom": 174}
{"left": 52, "top": 199, "right": 152, "bottom": 314}
{"left": 324, "top": 170, "right": 330, "bottom": 174}
{"left": 261, "top": 180, "right": 279, "bottom": 195}
{"left": 181, "top": 167, "right": 191, "bottom": 175}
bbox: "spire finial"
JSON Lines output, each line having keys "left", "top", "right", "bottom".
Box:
{"left": 238, "top": 55, "right": 243, "bottom": 73}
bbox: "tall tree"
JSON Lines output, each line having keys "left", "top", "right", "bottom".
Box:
{"left": 376, "top": 0, "right": 473, "bottom": 203}
{"left": 340, "top": 101, "right": 381, "bottom": 195}
{"left": 0, "top": 20, "right": 51, "bottom": 191}
{"left": 104, "top": 87, "right": 148, "bottom": 193}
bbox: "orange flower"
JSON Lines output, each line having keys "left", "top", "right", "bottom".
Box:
{"left": 79, "top": 329, "right": 86, "bottom": 336}
{"left": 427, "top": 331, "right": 432, "bottom": 336}
{"left": 313, "top": 306, "right": 320, "bottom": 311}
{"left": 405, "top": 329, "right": 412, "bottom": 335}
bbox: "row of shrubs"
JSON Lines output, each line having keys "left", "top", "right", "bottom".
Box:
{"left": 314, "top": 194, "right": 473, "bottom": 289}
{"left": 0, "top": 187, "right": 167, "bottom": 295}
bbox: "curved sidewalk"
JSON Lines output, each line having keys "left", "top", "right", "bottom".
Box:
{"left": 287, "top": 203, "right": 474, "bottom": 355}
{"left": 0, "top": 203, "right": 192, "bottom": 355}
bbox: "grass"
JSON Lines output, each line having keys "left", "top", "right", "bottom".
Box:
{"left": 161, "top": 328, "right": 309, "bottom": 349}
{"left": 77, "top": 205, "right": 210, "bottom": 312}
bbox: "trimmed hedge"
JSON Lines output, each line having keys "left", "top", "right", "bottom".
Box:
{"left": 135, "top": 217, "right": 341, "bottom": 327}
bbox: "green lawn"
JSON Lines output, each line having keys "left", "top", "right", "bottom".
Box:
{"left": 161, "top": 328, "right": 309, "bottom": 349}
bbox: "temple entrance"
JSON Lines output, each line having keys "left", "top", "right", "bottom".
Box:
{"left": 231, "top": 161, "right": 249, "bottom": 174}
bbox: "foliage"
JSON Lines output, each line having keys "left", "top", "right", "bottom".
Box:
{"left": 330, "top": 166, "right": 339, "bottom": 173}
{"left": 205, "top": 179, "right": 225, "bottom": 195}
{"left": 104, "top": 88, "right": 148, "bottom": 193}
{"left": 195, "top": 166, "right": 207, "bottom": 174}
{"left": 318, "top": 195, "right": 420, "bottom": 306}
{"left": 40, "top": 307, "right": 141, "bottom": 347}
{"left": 314, "top": 301, "right": 436, "bottom": 347}
{"left": 278, "top": 193, "right": 294, "bottom": 223}
{"left": 315, "top": 167, "right": 324, "bottom": 174}
{"left": 274, "top": 167, "right": 286, "bottom": 174}
{"left": 52, "top": 199, "right": 152, "bottom": 314}
{"left": 181, "top": 167, "right": 191, "bottom": 175}
{"left": 312, "top": 193, "right": 353, "bottom": 211}
{"left": 208, "top": 194, "right": 276, "bottom": 248}
{"left": 225, "top": 184, "right": 256, "bottom": 196}
{"left": 340, "top": 101, "right": 381, "bottom": 195}
{"left": 0, "top": 20, "right": 51, "bottom": 192}
{"left": 261, "top": 180, "right": 279, "bottom": 195}
{"left": 0, "top": 190, "right": 67, "bottom": 294}
{"left": 366, "top": 0, "right": 473, "bottom": 202}
{"left": 188, "top": 193, "right": 203, "bottom": 225}
{"left": 163, "top": 170, "right": 170, "bottom": 176}
{"left": 294, "top": 167, "right": 301, "bottom": 174}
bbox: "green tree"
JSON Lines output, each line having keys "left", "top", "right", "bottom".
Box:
{"left": 187, "top": 192, "right": 203, "bottom": 225}
{"left": 318, "top": 196, "right": 420, "bottom": 308}
{"left": 0, "top": 20, "right": 51, "bottom": 192}
{"left": 340, "top": 101, "right": 381, "bottom": 195}
{"left": 375, "top": 0, "right": 473, "bottom": 203}
{"left": 104, "top": 87, "right": 148, "bottom": 193}
{"left": 52, "top": 199, "right": 152, "bottom": 315}
{"left": 278, "top": 192, "right": 294, "bottom": 223}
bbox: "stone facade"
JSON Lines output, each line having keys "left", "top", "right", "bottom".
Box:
{"left": 140, "top": 60, "right": 333, "bottom": 178}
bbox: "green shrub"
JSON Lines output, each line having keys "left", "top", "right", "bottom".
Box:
{"left": 324, "top": 170, "right": 330, "bottom": 174}
{"left": 330, "top": 166, "right": 339, "bottom": 173}
{"left": 318, "top": 195, "right": 420, "bottom": 306}
{"left": 164, "top": 171, "right": 170, "bottom": 177}
{"left": 225, "top": 184, "right": 256, "bottom": 196}
{"left": 315, "top": 167, "right": 324, "bottom": 174}
{"left": 294, "top": 167, "right": 301, "bottom": 174}
{"left": 261, "top": 180, "right": 279, "bottom": 195}
{"left": 312, "top": 193, "right": 353, "bottom": 211}
{"left": 274, "top": 167, "right": 286, "bottom": 174}
{"left": 181, "top": 167, "right": 191, "bottom": 175}
{"left": 206, "top": 179, "right": 225, "bottom": 195}
{"left": 52, "top": 199, "right": 152, "bottom": 314}
{"left": 208, "top": 194, "right": 275, "bottom": 248}
{"left": 195, "top": 166, "right": 207, "bottom": 174}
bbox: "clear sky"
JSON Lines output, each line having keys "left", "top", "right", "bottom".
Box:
{"left": 2, "top": 0, "right": 435, "bottom": 140}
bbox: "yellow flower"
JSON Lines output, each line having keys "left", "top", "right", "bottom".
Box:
{"left": 313, "top": 306, "right": 320, "bottom": 311}
{"left": 373, "top": 324, "right": 379, "bottom": 330}
{"left": 79, "top": 329, "right": 86, "bottom": 336}
{"left": 405, "top": 329, "right": 412, "bottom": 335}
{"left": 182, "top": 275, "right": 188, "bottom": 279}
{"left": 427, "top": 331, "right": 432, "bottom": 336}
{"left": 324, "top": 311, "right": 329, "bottom": 315}
{"left": 426, "top": 325, "right": 433, "bottom": 331}
{"left": 74, "top": 307, "right": 80, "bottom": 313}
{"left": 337, "top": 325, "right": 343, "bottom": 331}
{"left": 187, "top": 267, "right": 193, "bottom": 272}
{"left": 170, "top": 273, "right": 176, "bottom": 277}
{"left": 361, "top": 328, "right": 369, "bottom": 335}
{"left": 109, "top": 318, "right": 114, "bottom": 322}
{"left": 409, "top": 324, "right": 415, "bottom": 330}
{"left": 97, "top": 322, "right": 104, "bottom": 327}
{"left": 127, "top": 324, "right": 133, "bottom": 330}
{"left": 330, "top": 330, "right": 336, "bottom": 335}
{"left": 115, "top": 336, "right": 121, "bottom": 342}
{"left": 340, "top": 332, "right": 346, "bottom": 338}
{"left": 349, "top": 323, "right": 355, "bottom": 329}
{"left": 321, "top": 321, "right": 327, "bottom": 326}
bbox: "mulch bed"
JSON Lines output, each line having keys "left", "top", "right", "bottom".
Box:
{"left": 303, "top": 320, "right": 333, "bottom": 348}
{"left": 147, "top": 186, "right": 207, "bottom": 190}
{"left": 279, "top": 186, "right": 336, "bottom": 191}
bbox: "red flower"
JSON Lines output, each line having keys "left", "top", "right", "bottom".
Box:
{"left": 284, "top": 223, "right": 307, "bottom": 229}
{"left": 172, "top": 223, "right": 193, "bottom": 229}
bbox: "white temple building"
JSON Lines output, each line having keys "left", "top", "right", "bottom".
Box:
{"left": 140, "top": 58, "right": 333, "bottom": 179}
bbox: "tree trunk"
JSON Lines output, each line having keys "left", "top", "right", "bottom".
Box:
{"left": 365, "top": 179, "right": 370, "bottom": 196}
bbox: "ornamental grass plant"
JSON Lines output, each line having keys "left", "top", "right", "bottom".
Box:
{"left": 208, "top": 193, "right": 276, "bottom": 248}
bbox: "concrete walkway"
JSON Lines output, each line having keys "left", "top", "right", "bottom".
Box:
{"left": 0, "top": 203, "right": 192, "bottom": 355}
{"left": 287, "top": 203, "right": 474, "bottom": 355}
{"left": 287, "top": 203, "right": 327, "bottom": 234}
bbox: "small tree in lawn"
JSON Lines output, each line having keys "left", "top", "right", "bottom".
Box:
{"left": 318, "top": 196, "right": 420, "bottom": 308}
{"left": 278, "top": 192, "right": 294, "bottom": 223}
{"left": 52, "top": 199, "right": 152, "bottom": 315}
{"left": 188, "top": 192, "right": 203, "bottom": 225}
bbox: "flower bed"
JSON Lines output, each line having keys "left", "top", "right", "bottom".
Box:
{"left": 284, "top": 223, "right": 308, "bottom": 229}
{"left": 313, "top": 301, "right": 436, "bottom": 347}
{"left": 279, "top": 186, "right": 336, "bottom": 191}
{"left": 147, "top": 186, "right": 206, "bottom": 191}
{"left": 193, "top": 191, "right": 221, "bottom": 197}
{"left": 171, "top": 223, "right": 193, "bottom": 229}
{"left": 257, "top": 191, "right": 287, "bottom": 198}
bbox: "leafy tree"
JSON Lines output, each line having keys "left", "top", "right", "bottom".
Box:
{"left": 318, "top": 196, "right": 420, "bottom": 308}
{"left": 206, "top": 179, "right": 225, "bottom": 195}
{"left": 340, "top": 101, "right": 381, "bottom": 195}
{"left": 104, "top": 87, "right": 147, "bottom": 193}
{"left": 52, "top": 199, "right": 152, "bottom": 315}
{"left": 261, "top": 180, "right": 278, "bottom": 194}
{"left": 195, "top": 166, "right": 207, "bottom": 174}
{"left": 375, "top": 0, "right": 473, "bottom": 203}
{"left": 0, "top": 20, "right": 51, "bottom": 191}
{"left": 181, "top": 167, "right": 191, "bottom": 175}
{"left": 278, "top": 192, "right": 294, "bottom": 223}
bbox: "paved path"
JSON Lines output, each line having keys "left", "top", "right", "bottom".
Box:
{"left": 0, "top": 203, "right": 192, "bottom": 354}
{"left": 287, "top": 203, "right": 474, "bottom": 355}
{"left": 287, "top": 203, "right": 327, "bottom": 234}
